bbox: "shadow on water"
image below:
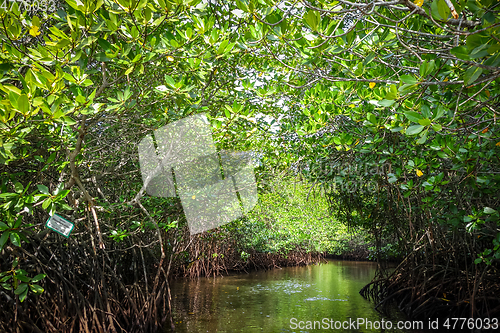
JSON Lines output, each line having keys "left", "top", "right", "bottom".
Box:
{"left": 166, "top": 260, "right": 429, "bottom": 332}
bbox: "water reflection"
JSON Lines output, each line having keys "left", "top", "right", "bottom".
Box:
{"left": 166, "top": 260, "right": 423, "bottom": 332}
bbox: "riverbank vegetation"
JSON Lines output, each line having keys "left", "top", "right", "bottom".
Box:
{"left": 1, "top": 0, "right": 499, "bottom": 331}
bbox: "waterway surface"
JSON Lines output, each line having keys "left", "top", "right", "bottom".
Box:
{"left": 166, "top": 260, "right": 427, "bottom": 332}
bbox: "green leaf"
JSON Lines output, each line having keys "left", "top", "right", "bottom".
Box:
{"left": 400, "top": 75, "right": 418, "bottom": 85}
{"left": 474, "top": 258, "right": 482, "bottom": 264}
{"left": 484, "top": 207, "right": 497, "bottom": 214}
{"left": 451, "top": 46, "right": 470, "bottom": 60}
{"left": 19, "top": 287, "right": 28, "bottom": 302}
{"left": 17, "top": 94, "right": 29, "bottom": 114}
{"left": 404, "top": 111, "right": 423, "bottom": 122}
{"left": 437, "top": 151, "right": 447, "bottom": 158}
{"left": 379, "top": 99, "right": 395, "bottom": 107}
{"left": 30, "top": 284, "right": 44, "bottom": 294}
{"left": 437, "top": 0, "right": 451, "bottom": 20}
{"left": 0, "top": 222, "right": 9, "bottom": 231}
{"left": 14, "top": 182, "right": 23, "bottom": 194}
{"left": 406, "top": 125, "right": 424, "bottom": 135}
{"left": 217, "top": 40, "right": 229, "bottom": 55}
{"left": 130, "top": 26, "right": 139, "bottom": 39}
{"left": 366, "top": 112, "right": 376, "bottom": 124}
{"left": 419, "top": 60, "right": 428, "bottom": 77}
{"left": 418, "top": 118, "right": 431, "bottom": 126}
{"left": 17, "top": 273, "right": 30, "bottom": 283}
{"left": 31, "top": 274, "right": 46, "bottom": 283}
{"left": 0, "top": 192, "right": 18, "bottom": 199}
{"left": 432, "top": 123, "right": 442, "bottom": 131}
{"left": 235, "top": 0, "right": 249, "bottom": 12}
{"left": 304, "top": 10, "right": 319, "bottom": 31}
{"left": 47, "top": 152, "right": 57, "bottom": 164}
{"left": 433, "top": 105, "right": 445, "bottom": 120}
{"left": 62, "top": 116, "right": 77, "bottom": 125}
{"left": 399, "top": 84, "right": 417, "bottom": 93}
{"left": 423, "top": 60, "right": 435, "bottom": 77}
{"left": 53, "top": 182, "right": 64, "bottom": 195}
{"left": 385, "top": 84, "right": 398, "bottom": 99}
{"left": 463, "top": 66, "right": 483, "bottom": 85}
{"left": 14, "top": 216, "right": 22, "bottom": 228}
{"left": 470, "top": 43, "right": 490, "bottom": 59}
{"left": 37, "top": 184, "right": 50, "bottom": 195}
{"left": 10, "top": 232, "right": 21, "bottom": 247}
{"left": 14, "top": 283, "right": 28, "bottom": 295}
{"left": 97, "top": 37, "right": 112, "bottom": 52}
{"left": 9, "top": 91, "right": 19, "bottom": 109}
{"left": 124, "top": 66, "right": 134, "bottom": 76}
{"left": 421, "top": 104, "right": 431, "bottom": 118}
{"left": 60, "top": 203, "right": 73, "bottom": 210}
{"left": 42, "top": 198, "right": 52, "bottom": 210}
{"left": 417, "top": 130, "right": 428, "bottom": 144}
{"left": 55, "top": 190, "right": 70, "bottom": 200}
{"left": 363, "top": 53, "right": 376, "bottom": 66}
{"left": 165, "top": 75, "right": 175, "bottom": 88}
{"left": 0, "top": 231, "right": 10, "bottom": 251}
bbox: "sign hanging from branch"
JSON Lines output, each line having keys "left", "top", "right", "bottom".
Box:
{"left": 46, "top": 214, "right": 74, "bottom": 238}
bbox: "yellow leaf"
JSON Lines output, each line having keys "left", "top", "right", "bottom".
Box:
{"left": 443, "top": 77, "right": 449, "bottom": 82}
{"left": 348, "top": 104, "right": 355, "bottom": 108}
{"left": 369, "top": 82, "right": 376, "bottom": 89}
{"left": 482, "top": 127, "right": 488, "bottom": 133}
{"left": 167, "top": 56, "right": 174, "bottom": 62}
{"left": 416, "top": 169, "right": 423, "bottom": 177}
{"left": 496, "top": 142, "right": 500, "bottom": 146}
{"left": 414, "top": 0, "right": 424, "bottom": 7}
{"left": 192, "top": 195, "right": 196, "bottom": 199}
{"left": 485, "top": 90, "right": 490, "bottom": 98}
{"left": 29, "top": 26, "right": 41, "bottom": 37}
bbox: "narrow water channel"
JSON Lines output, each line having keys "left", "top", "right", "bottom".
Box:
{"left": 166, "top": 260, "right": 426, "bottom": 332}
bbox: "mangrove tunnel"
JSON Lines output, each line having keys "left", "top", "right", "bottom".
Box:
{"left": 0, "top": 0, "right": 499, "bottom": 332}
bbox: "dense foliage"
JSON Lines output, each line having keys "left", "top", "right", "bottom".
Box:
{"left": 244, "top": 177, "right": 365, "bottom": 255}
{"left": 0, "top": 0, "right": 499, "bottom": 331}
{"left": 241, "top": 0, "right": 500, "bottom": 319}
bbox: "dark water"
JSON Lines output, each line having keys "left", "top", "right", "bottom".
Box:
{"left": 166, "top": 260, "right": 427, "bottom": 332}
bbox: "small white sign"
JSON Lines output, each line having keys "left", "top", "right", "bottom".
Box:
{"left": 46, "top": 214, "right": 74, "bottom": 238}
